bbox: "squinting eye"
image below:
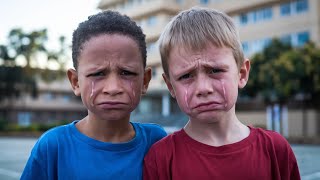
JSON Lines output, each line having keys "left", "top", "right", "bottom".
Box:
{"left": 88, "top": 71, "right": 104, "bottom": 77}
{"left": 210, "top": 69, "right": 223, "bottom": 74}
{"left": 120, "top": 70, "right": 137, "bottom": 76}
{"left": 179, "top": 73, "right": 191, "bottom": 80}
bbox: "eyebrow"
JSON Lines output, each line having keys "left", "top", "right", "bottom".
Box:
{"left": 172, "top": 64, "right": 197, "bottom": 78}
{"left": 172, "top": 62, "right": 229, "bottom": 78}
{"left": 84, "top": 65, "right": 105, "bottom": 73}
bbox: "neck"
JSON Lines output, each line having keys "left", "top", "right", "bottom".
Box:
{"left": 76, "top": 115, "right": 135, "bottom": 143}
{"left": 184, "top": 113, "right": 249, "bottom": 147}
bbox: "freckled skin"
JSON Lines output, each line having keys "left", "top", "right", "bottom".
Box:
{"left": 163, "top": 44, "right": 249, "bottom": 124}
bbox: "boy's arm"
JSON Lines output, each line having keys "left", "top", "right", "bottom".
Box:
{"left": 288, "top": 145, "right": 301, "bottom": 180}
{"left": 21, "top": 132, "right": 57, "bottom": 180}
{"left": 273, "top": 133, "right": 301, "bottom": 180}
{"left": 290, "top": 160, "right": 301, "bottom": 180}
{"left": 20, "top": 138, "right": 49, "bottom": 180}
{"left": 20, "top": 156, "right": 47, "bottom": 180}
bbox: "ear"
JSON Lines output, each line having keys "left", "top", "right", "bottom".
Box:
{"left": 142, "top": 67, "right": 152, "bottom": 94}
{"left": 238, "top": 59, "right": 251, "bottom": 89}
{"left": 162, "top": 73, "right": 176, "bottom": 98}
{"left": 67, "top": 69, "right": 81, "bottom": 96}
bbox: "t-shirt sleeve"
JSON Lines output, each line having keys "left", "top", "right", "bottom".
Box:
{"left": 143, "top": 123, "right": 167, "bottom": 148}
{"left": 288, "top": 144, "right": 301, "bottom": 180}
{"left": 151, "top": 124, "right": 167, "bottom": 142}
{"left": 20, "top": 129, "right": 59, "bottom": 180}
{"left": 271, "top": 131, "right": 301, "bottom": 180}
{"left": 143, "top": 147, "right": 159, "bottom": 180}
{"left": 290, "top": 157, "right": 301, "bottom": 180}
{"left": 20, "top": 154, "right": 47, "bottom": 180}
{"left": 20, "top": 139, "right": 48, "bottom": 180}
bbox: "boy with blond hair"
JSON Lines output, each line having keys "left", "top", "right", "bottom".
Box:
{"left": 143, "top": 7, "right": 300, "bottom": 180}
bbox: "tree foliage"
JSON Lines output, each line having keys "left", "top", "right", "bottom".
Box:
{"left": 8, "top": 28, "right": 48, "bottom": 68}
{"left": 241, "top": 39, "right": 320, "bottom": 105}
{"left": 0, "top": 28, "right": 69, "bottom": 102}
{"left": 0, "top": 66, "right": 37, "bottom": 101}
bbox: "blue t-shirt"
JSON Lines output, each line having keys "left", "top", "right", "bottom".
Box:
{"left": 21, "top": 121, "right": 166, "bottom": 180}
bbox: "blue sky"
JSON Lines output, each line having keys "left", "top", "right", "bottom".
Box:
{"left": 0, "top": 0, "right": 101, "bottom": 50}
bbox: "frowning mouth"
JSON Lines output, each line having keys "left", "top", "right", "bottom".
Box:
{"left": 96, "top": 101, "right": 127, "bottom": 109}
{"left": 193, "top": 102, "right": 221, "bottom": 111}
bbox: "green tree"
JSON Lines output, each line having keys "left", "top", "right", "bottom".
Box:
{"left": 241, "top": 39, "right": 320, "bottom": 136}
{"left": 8, "top": 28, "right": 48, "bottom": 69}
{"left": 242, "top": 38, "right": 292, "bottom": 102}
{"left": 242, "top": 39, "right": 320, "bottom": 104}
{"left": 0, "top": 28, "right": 69, "bottom": 124}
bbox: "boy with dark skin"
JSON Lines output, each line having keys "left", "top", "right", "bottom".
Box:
{"left": 21, "top": 11, "right": 166, "bottom": 180}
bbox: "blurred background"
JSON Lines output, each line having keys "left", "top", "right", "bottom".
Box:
{"left": 0, "top": 0, "right": 320, "bottom": 179}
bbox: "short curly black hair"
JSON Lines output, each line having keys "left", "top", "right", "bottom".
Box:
{"left": 72, "top": 10, "right": 147, "bottom": 70}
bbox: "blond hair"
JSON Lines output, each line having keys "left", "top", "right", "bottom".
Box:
{"left": 159, "top": 7, "right": 244, "bottom": 77}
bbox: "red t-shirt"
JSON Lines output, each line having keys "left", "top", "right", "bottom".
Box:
{"left": 143, "top": 127, "right": 300, "bottom": 180}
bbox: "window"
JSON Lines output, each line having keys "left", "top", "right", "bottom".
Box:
{"left": 280, "top": 3, "right": 291, "bottom": 16}
{"left": 18, "top": 112, "right": 31, "bottom": 126}
{"left": 281, "top": 31, "right": 310, "bottom": 47}
{"left": 296, "top": 0, "right": 308, "bottom": 13}
{"left": 62, "top": 95, "right": 71, "bottom": 102}
{"left": 176, "top": 0, "right": 184, "bottom": 4}
{"left": 147, "top": 16, "right": 157, "bottom": 26}
{"left": 200, "top": 0, "right": 209, "bottom": 5}
{"left": 239, "top": 7, "right": 273, "bottom": 26}
{"left": 240, "top": 14, "right": 248, "bottom": 25}
{"left": 262, "top": 8, "right": 273, "bottom": 19}
{"left": 241, "top": 38, "right": 271, "bottom": 57}
{"left": 280, "top": 0, "right": 308, "bottom": 16}
{"left": 43, "top": 92, "right": 54, "bottom": 100}
{"left": 242, "top": 42, "right": 249, "bottom": 55}
{"left": 297, "top": 31, "right": 310, "bottom": 46}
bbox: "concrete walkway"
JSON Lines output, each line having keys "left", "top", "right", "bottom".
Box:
{"left": 0, "top": 137, "right": 319, "bottom": 180}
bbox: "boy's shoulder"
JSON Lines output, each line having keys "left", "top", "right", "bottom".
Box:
{"left": 36, "top": 121, "right": 74, "bottom": 146}
{"left": 132, "top": 122, "right": 166, "bottom": 134}
{"left": 40, "top": 121, "right": 73, "bottom": 137}
{"left": 147, "top": 129, "right": 184, "bottom": 152}
{"left": 252, "top": 126, "right": 289, "bottom": 143}
{"left": 148, "top": 127, "right": 292, "bottom": 153}
{"left": 132, "top": 122, "right": 167, "bottom": 140}
{"left": 29, "top": 121, "right": 74, "bottom": 157}
{"left": 251, "top": 126, "right": 293, "bottom": 152}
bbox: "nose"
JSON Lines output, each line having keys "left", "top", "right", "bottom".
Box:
{"left": 102, "top": 74, "right": 123, "bottom": 95}
{"left": 195, "top": 74, "right": 213, "bottom": 97}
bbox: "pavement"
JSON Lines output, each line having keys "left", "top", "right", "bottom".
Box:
{"left": 0, "top": 137, "right": 319, "bottom": 180}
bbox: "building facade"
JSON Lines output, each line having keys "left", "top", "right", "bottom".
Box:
{"left": 2, "top": 0, "right": 318, "bottom": 138}
{"left": 97, "top": 0, "right": 320, "bottom": 137}
{"left": 0, "top": 77, "right": 87, "bottom": 127}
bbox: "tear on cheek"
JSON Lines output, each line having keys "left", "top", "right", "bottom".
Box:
{"left": 220, "top": 80, "right": 227, "bottom": 108}
{"left": 90, "top": 81, "right": 96, "bottom": 107}
{"left": 184, "top": 89, "right": 189, "bottom": 109}
{"left": 184, "top": 85, "right": 192, "bottom": 113}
